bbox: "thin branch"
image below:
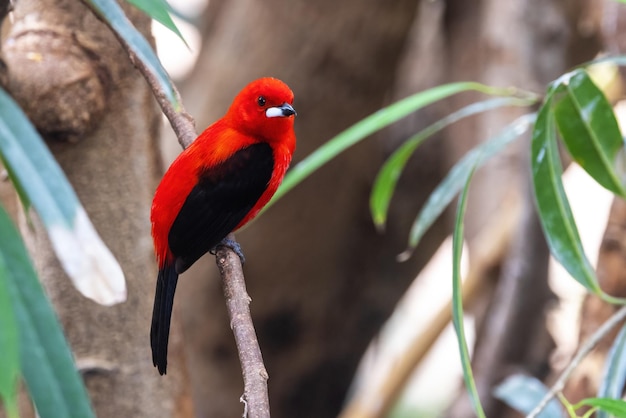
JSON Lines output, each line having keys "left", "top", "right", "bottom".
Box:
{"left": 80, "top": 0, "right": 196, "bottom": 148}
{"left": 217, "top": 235, "right": 270, "bottom": 418}
{"left": 130, "top": 59, "right": 196, "bottom": 148}
{"left": 83, "top": 3, "right": 271, "bottom": 415}
{"left": 527, "top": 304, "right": 626, "bottom": 418}
{"left": 106, "top": 29, "right": 196, "bottom": 149}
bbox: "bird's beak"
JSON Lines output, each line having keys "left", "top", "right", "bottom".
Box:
{"left": 266, "top": 103, "right": 297, "bottom": 118}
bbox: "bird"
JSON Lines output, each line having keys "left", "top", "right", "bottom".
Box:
{"left": 150, "top": 77, "right": 297, "bottom": 375}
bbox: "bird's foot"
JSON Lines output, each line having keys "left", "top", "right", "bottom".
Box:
{"left": 212, "top": 237, "right": 246, "bottom": 264}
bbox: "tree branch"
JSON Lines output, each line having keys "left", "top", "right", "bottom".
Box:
{"left": 216, "top": 234, "right": 270, "bottom": 418}
{"left": 126, "top": 48, "right": 196, "bottom": 149}
{"left": 83, "top": 3, "right": 271, "bottom": 415}
{"left": 95, "top": 16, "right": 196, "bottom": 149}
{"left": 527, "top": 304, "right": 626, "bottom": 418}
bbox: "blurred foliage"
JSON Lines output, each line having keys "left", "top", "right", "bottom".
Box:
{"left": 0, "top": 0, "right": 185, "bottom": 412}
{"left": 451, "top": 164, "right": 486, "bottom": 418}
{"left": 598, "top": 324, "right": 626, "bottom": 418}
{"left": 0, "top": 205, "right": 95, "bottom": 418}
{"left": 82, "top": 0, "right": 180, "bottom": 108}
{"left": 3, "top": 0, "right": 626, "bottom": 416}
{"left": 127, "top": 0, "right": 186, "bottom": 44}
{"left": 494, "top": 375, "right": 564, "bottom": 418}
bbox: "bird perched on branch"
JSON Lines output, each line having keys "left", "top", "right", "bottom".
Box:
{"left": 150, "top": 77, "right": 297, "bottom": 374}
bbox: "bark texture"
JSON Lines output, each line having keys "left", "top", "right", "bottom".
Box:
{"left": 1, "top": 0, "right": 192, "bottom": 416}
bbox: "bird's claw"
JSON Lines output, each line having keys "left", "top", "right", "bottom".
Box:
{"left": 212, "top": 237, "right": 246, "bottom": 264}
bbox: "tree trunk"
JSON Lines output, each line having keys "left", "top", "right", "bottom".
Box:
{"left": 1, "top": 0, "right": 192, "bottom": 416}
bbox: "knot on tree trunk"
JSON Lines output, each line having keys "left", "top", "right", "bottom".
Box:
{"left": 0, "top": 0, "right": 149, "bottom": 143}
{"left": 3, "top": 22, "right": 110, "bottom": 141}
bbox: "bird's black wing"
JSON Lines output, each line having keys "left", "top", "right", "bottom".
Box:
{"left": 168, "top": 142, "right": 274, "bottom": 273}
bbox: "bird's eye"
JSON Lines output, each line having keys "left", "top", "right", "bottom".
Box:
{"left": 257, "top": 96, "right": 266, "bottom": 107}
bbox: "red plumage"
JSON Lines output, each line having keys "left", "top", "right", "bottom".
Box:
{"left": 150, "top": 77, "right": 296, "bottom": 374}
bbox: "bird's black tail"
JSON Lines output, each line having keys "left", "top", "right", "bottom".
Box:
{"left": 150, "top": 263, "right": 179, "bottom": 375}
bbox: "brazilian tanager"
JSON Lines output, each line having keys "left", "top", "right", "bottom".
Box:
{"left": 150, "top": 77, "right": 296, "bottom": 374}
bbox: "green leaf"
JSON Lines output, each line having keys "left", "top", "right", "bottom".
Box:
{"left": 531, "top": 90, "right": 602, "bottom": 295}
{"left": 126, "top": 0, "right": 187, "bottom": 46}
{"left": 397, "top": 113, "right": 535, "bottom": 260}
{"left": 597, "top": 324, "right": 626, "bottom": 418}
{"left": 82, "top": 0, "right": 179, "bottom": 109}
{"left": 587, "top": 55, "right": 626, "bottom": 67}
{"left": 370, "top": 98, "right": 536, "bottom": 230}
{"left": 452, "top": 162, "right": 486, "bottom": 418}
{"left": 0, "top": 88, "right": 126, "bottom": 305}
{"left": 552, "top": 69, "right": 626, "bottom": 197}
{"left": 493, "top": 374, "right": 564, "bottom": 418}
{"left": 574, "top": 398, "right": 626, "bottom": 417}
{"left": 267, "top": 82, "right": 527, "bottom": 209}
{"left": 0, "top": 248, "right": 19, "bottom": 418}
{"left": 0, "top": 206, "right": 95, "bottom": 418}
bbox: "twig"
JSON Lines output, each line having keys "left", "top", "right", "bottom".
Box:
{"left": 126, "top": 47, "right": 196, "bottom": 149}
{"left": 82, "top": 0, "right": 196, "bottom": 149}
{"left": 217, "top": 236, "right": 270, "bottom": 418}
{"left": 527, "top": 304, "right": 626, "bottom": 418}
{"left": 83, "top": 3, "right": 271, "bottom": 415}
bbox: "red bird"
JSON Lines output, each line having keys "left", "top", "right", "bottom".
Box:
{"left": 150, "top": 77, "right": 296, "bottom": 374}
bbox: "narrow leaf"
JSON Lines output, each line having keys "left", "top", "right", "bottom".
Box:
{"left": 531, "top": 91, "right": 602, "bottom": 294}
{"left": 493, "top": 374, "right": 564, "bottom": 418}
{"left": 587, "top": 55, "right": 626, "bottom": 68}
{"left": 0, "top": 88, "right": 126, "bottom": 305}
{"left": 0, "top": 206, "right": 95, "bottom": 418}
{"left": 398, "top": 113, "right": 535, "bottom": 260}
{"left": 552, "top": 69, "right": 626, "bottom": 197}
{"left": 82, "top": 0, "right": 178, "bottom": 108}
{"left": 370, "top": 98, "right": 535, "bottom": 229}
{"left": 127, "top": 0, "right": 187, "bottom": 45}
{"left": 268, "top": 82, "right": 525, "bottom": 209}
{"left": 574, "top": 398, "right": 626, "bottom": 416}
{"left": 452, "top": 162, "right": 486, "bottom": 418}
{"left": 597, "top": 324, "right": 626, "bottom": 418}
{"left": 0, "top": 249, "right": 19, "bottom": 418}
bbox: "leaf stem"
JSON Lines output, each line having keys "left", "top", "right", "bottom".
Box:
{"left": 527, "top": 305, "right": 626, "bottom": 418}
{"left": 452, "top": 164, "right": 487, "bottom": 418}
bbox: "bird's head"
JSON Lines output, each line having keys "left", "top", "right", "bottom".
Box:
{"left": 227, "top": 77, "right": 296, "bottom": 143}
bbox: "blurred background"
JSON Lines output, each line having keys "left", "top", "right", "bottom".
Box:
{"left": 3, "top": 0, "right": 626, "bottom": 417}
{"left": 151, "top": 1, "right": 623, "bottom": 417}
